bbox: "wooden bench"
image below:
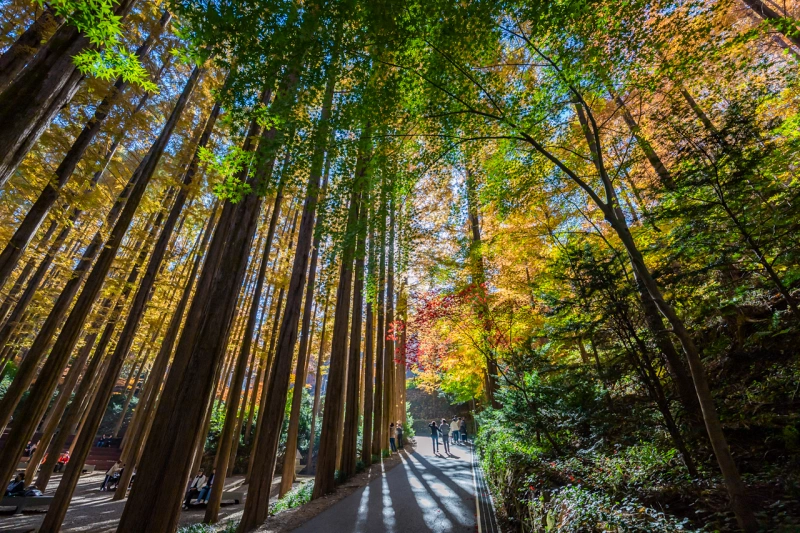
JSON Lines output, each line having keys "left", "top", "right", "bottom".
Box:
{"left": 82, "top": 464, "right": 96, "bottom": 473}
{"left": 15, "top": 462, "right": 27, "bottom": 471}
{"left": 0, "top": 495, "right": 54, "bottom": 514}
{"left": 221, "top": 491, "right": 244, "bottom": 504}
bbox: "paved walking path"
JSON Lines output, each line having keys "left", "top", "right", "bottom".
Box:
{"left": 293, "top": 435, "right": 498, "bottom": 533}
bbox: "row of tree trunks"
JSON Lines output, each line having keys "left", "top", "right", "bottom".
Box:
{"left": 203, "top": 148, "right": 294, "bottom": 522}
{"left": 278, "top": 161, "right": 332, "bottom": 496}
{"left": 113, "top": 67, "right": 286, "bottom": 530}
{"left": 340, "top": 128, "right": 372, "bottom": 479}
{"left": 0, "top": 78, "right": 166, "bottom": 428}
{"left": 0, "top": 65, "right": 203, "bottom": 492}
{"left": 0, "top": 6, "right": 64, "bottom": 93}
{"left": 311, "top": 123, "right": 367, "bottom": 499}
{"left": 0, "top": 0, "right": 139, "bottom": 187}
{"left": 113, "top": 206, "right": 219, "bottom": 499}
{"left": 0, "top": 10, "right": 172, "bottom": 289}
{"left": 35, "top": 223, "right": 166, "bottom": 492}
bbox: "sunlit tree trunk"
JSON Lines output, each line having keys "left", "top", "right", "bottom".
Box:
{"left": 312, "top": 147, "right": 366, "bottom": 500}
{"left": 0, "top": 6, "right": 64, "bottom": 93}
{"left": 241, "top": 36, "right": 335, "bottom": 529}
{"left": 0, "top": 11, "right": 171, "bottom": 288}
{"left": 0, "top": 0, "right": 138, "bottom": 187}
{"left": 371, "top": 180, "right": 387, "bottom": 455}
{"left": 279, "top": 162, "right": 331, "bottom": 496}
{"left": 361, "top": 200, "right": 377, "bottom": 464}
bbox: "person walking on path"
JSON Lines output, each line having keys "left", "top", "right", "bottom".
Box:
{"left": 428, "top": 420, "right": 440, "bottom": 454}
{"left": 396, "top": 421, "right": 404, "bottom": 450}
{"left": 389, "top": 422, "right": 398, "bottom": 452}
{"left": 460, "top": 418, "right": 468, "bottom": 444}
{"left": 439, "top": 418, "right": 451, "bottom": 455}
{"left": 450, "top": 417, "right": 460, "bottom": 446}
{"left": 101, "top": 461, "right": 122, "bottom": 491}
{"left": 183, "top": 468, "right": 206, "bottom": 509}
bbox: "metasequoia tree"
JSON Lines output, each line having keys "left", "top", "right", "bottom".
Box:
{"left": 0, "top": 64, "right": 204, "bottom": 493}
{"left": 0, "top": 0, "right": 144, "bottom": 187}
{"left": 0, "top": 10, "right": 172, "bottom": 289}
{"left": 279, "top": 159, "right": 332, "bottom": 496}
{"left": 341, "top": 128, "right": 372, "bottom": 478}
{"left": 370, "top": 174, "right": 388, "bottom": 455}
{"left": 312, "top": 127, "right": 368, "bottom": 499}
{"left": 239, "top": 15, "right": 336, "bottom": 530}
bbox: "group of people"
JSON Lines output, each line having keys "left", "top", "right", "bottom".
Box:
{"left": 182, "top": 467, "right": 215, "bottom": 509}
{"left": 428, "top": 417, "right": 468, "bottom": 455}
{"left": 388, "top": 421, "right": 405, "bottom": 452}
{"left": 96, "top": 434, "right": 116, "bottom": 447}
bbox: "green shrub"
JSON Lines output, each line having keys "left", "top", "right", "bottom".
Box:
{"left": 270, "top": 480, "right": 314, "bottom": 515}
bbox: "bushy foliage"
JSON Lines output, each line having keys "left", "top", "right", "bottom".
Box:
{"left": 270, "top": 481, "right": 314, "bottom": 515}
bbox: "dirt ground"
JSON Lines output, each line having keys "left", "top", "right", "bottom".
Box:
{"left": 0, "top": 445, "right": 411, "bottom": 532}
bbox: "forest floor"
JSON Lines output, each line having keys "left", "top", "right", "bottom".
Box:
{"left": 0, "top": 472, "right": 306, "bottom": 532}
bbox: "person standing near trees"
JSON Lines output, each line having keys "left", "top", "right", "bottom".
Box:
{"left": 450, "top": 417, "right": 460, "bottom": 446}
{"left": 460, "top": 418, "right": 468, "bottom": 444}
{"left": 440, "top": 418, "right": 451, "bottom": 455}
{"left": 396, "top": 421, "right": 404, "bottom": 450}
{"left": 389, "top": 422, "right": 398, "bottom": 452}
{"left": 428, "top": 420, "right": 440, "bottom": 454}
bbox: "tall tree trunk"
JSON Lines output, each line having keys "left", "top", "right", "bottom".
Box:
{"left": 0, "top": 0, "right": 139, "bottom": 187}
{"left": 465, "top": 168, "right": 499, "bottom": 408}
{"left": 361, "top": 200, "right": 376, "bottom": 464}
{"left": 114, "top": 70, "right": 290, "bottom": 531}
{"left": 0, "top": 65, "right": 203, "bottom": 497}
{"left": 341, "top": 130, "right": 371, "bottom": 479}
{"left": 113, "top": 206, "right": 218, "bottom": 499}
{"left": 312, "top": 150, "right": 364, "bottom": 501}
{"left": 383, "top": 194, "right": 396, "bottom": 432}
{"left": 0, "top": 6, "right": 64, "bottom": 93}
{"left": 278, "top": 163, "right": 331, "bottom": 496}
{"left": 0, "top": 11, "right": 171, "bottom": 288}
{"left": 240, "top": 41, "right": 334, "bottom": 530}
{"left": 574, "top": 101, "right": 702, "bottom": 425}
{"left": 371, "top": 181, "right": 387, "bottom": 455}
{"left": 307, "top": 289, "right": 331, "bottom": 474}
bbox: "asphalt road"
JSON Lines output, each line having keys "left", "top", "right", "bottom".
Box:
{"left": 293, "top": 434, "right": 496, "bottom": 533}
